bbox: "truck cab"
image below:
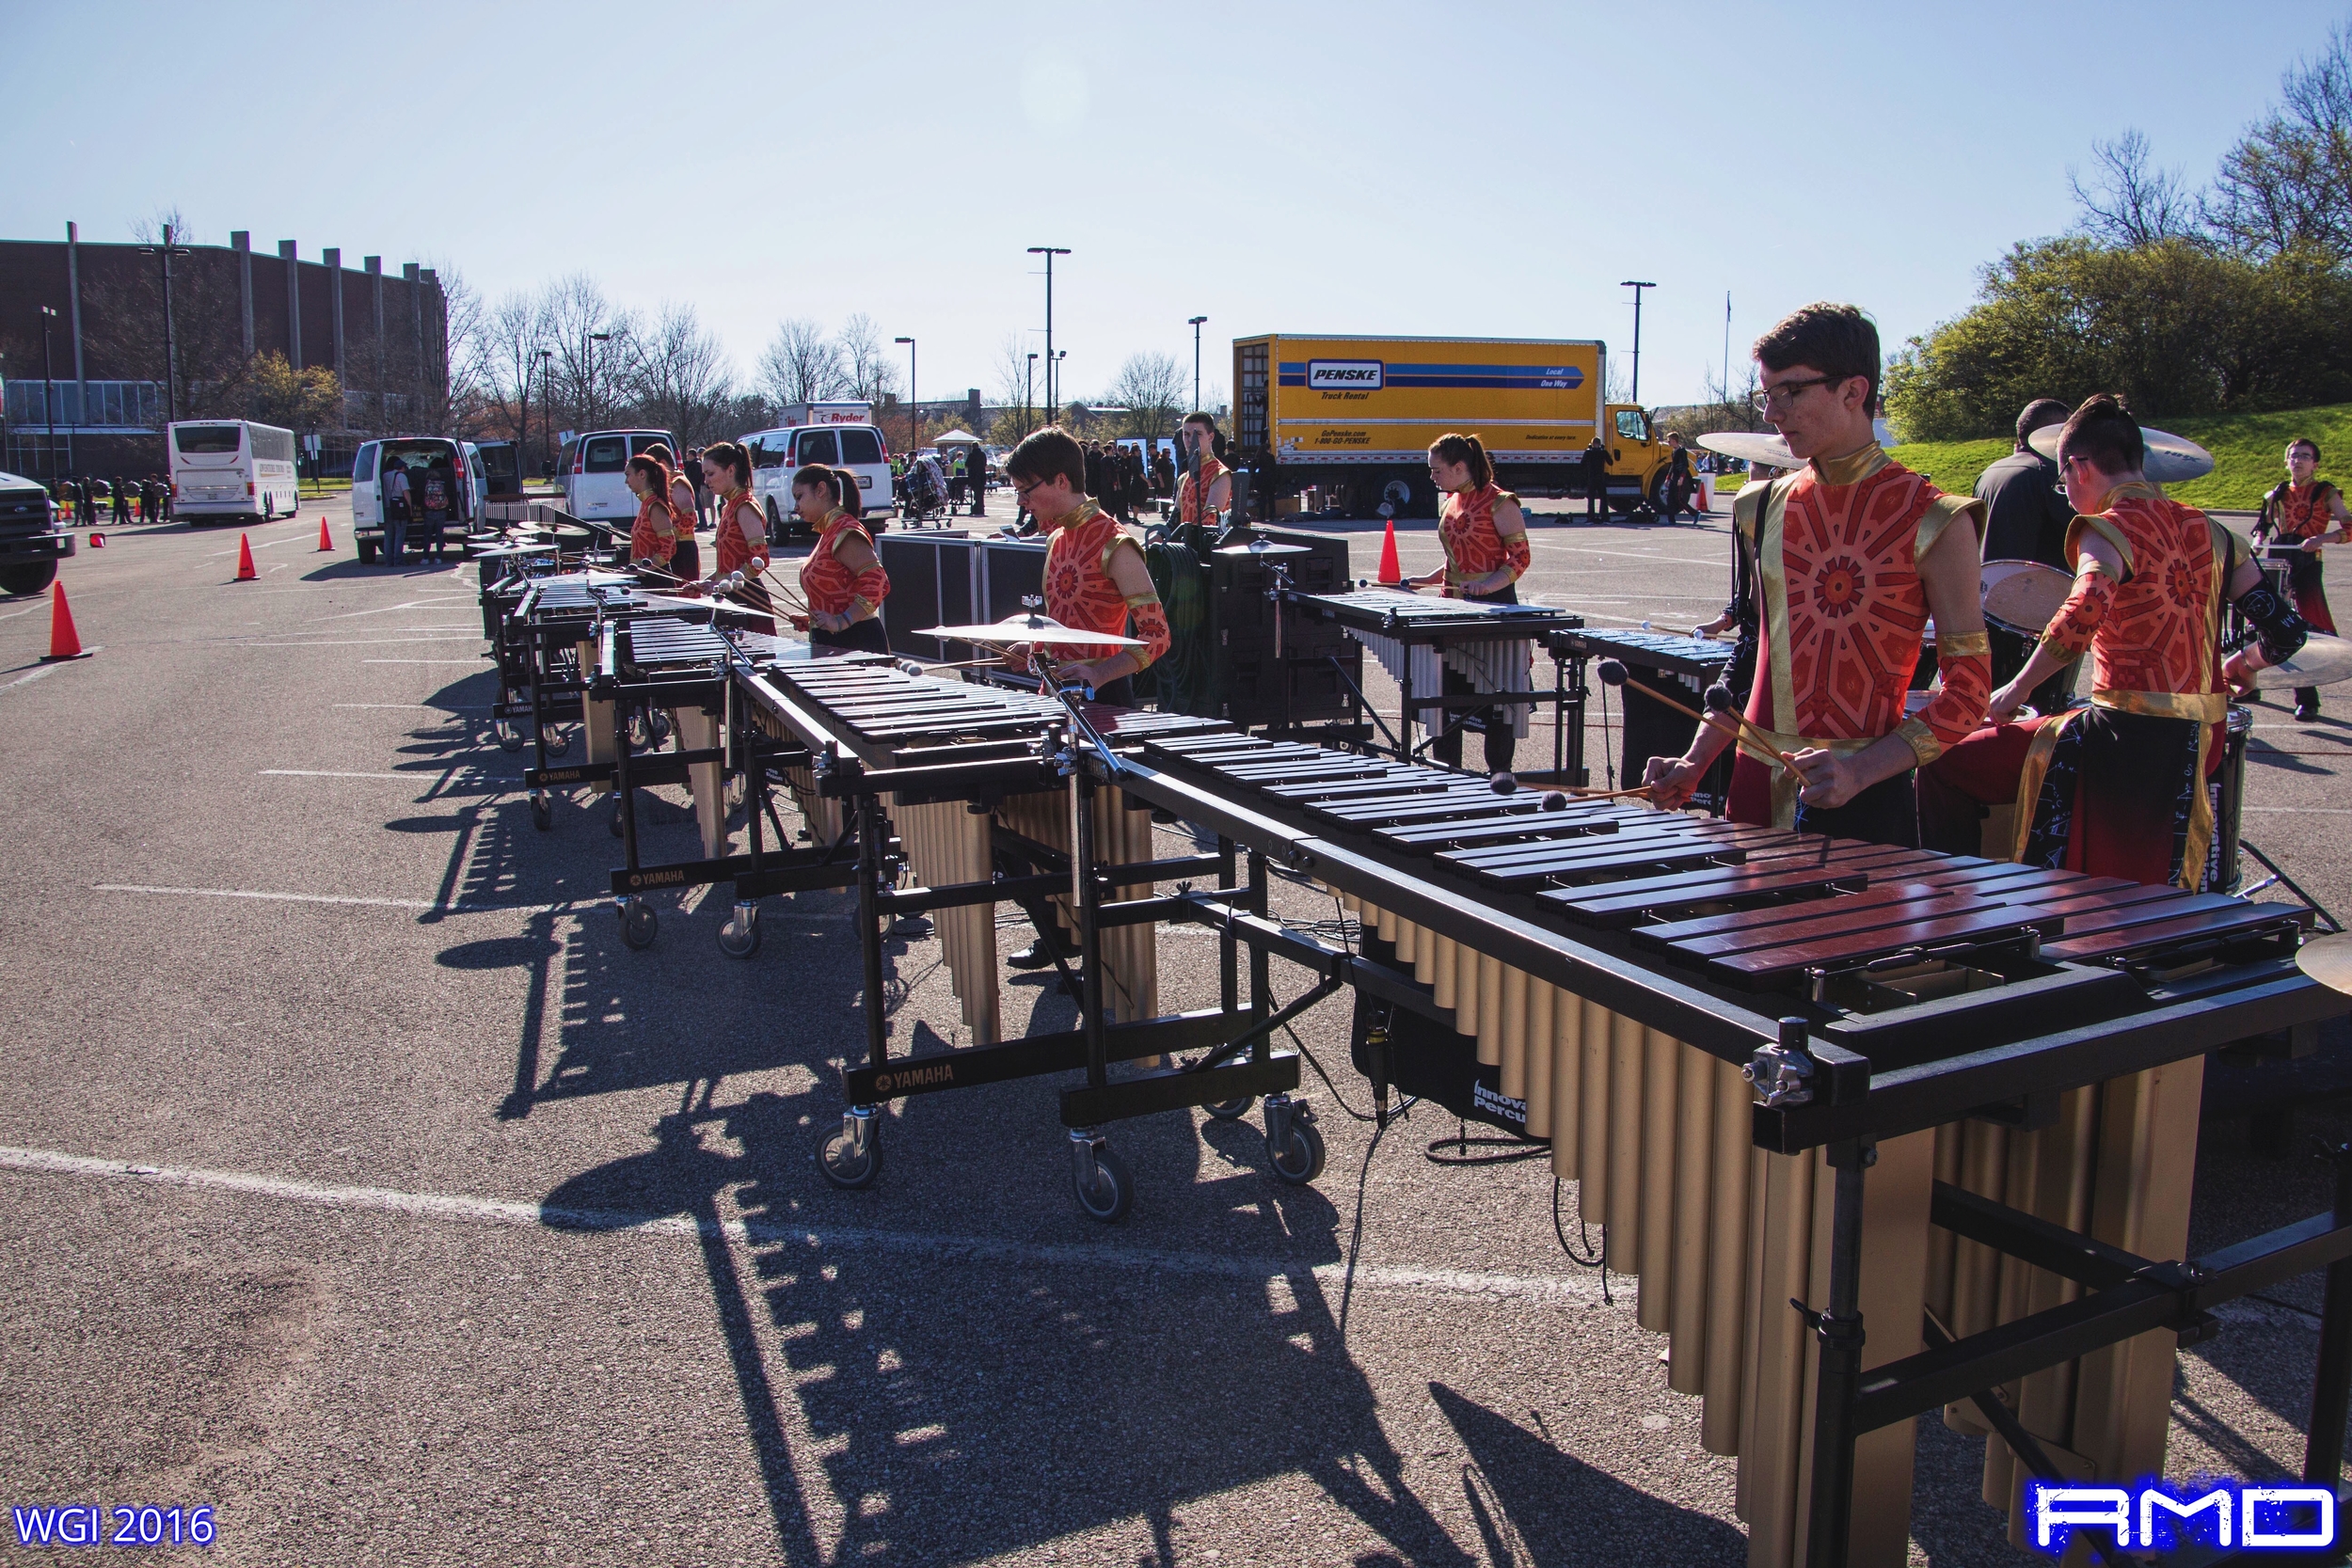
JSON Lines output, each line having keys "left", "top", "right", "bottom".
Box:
{"left": 1602, "top": 404, "right": 1674, "bottom": 514}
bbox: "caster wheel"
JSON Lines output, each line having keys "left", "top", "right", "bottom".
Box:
{"left": 531, "top": 794, "right": 551, "bottom": 832}
{"left": 1205, "top": 1095, "right": 1254, "bottom": 1121}
{"left": 618, "top": 899, "right": 658, "bottom": 950}
{"left": 1267, "top": 1115, "right": 1327, "bottom": 1185}
{"left": 545, "top": 727, "right": 571, "bottom": 758}
{"left": 649, "top": 710, "right": 673, "bottom": 745}
{"left": 1073, "top": 1145, "right": 1135, "bottom": 1223}
{"left": 610, "top": 801, "right": 628, "bottom": 838}
{"left": 820, "top": 1122, "right": 882, "bottom": 1189}
{"left": 718, "top": 904, "right": 761, "bottom": 958}
{"left": 495, "top": 719, "right": 524, "bottom": 753}
{"left": 726, "top": 773, "right": 748, "bottom": 812}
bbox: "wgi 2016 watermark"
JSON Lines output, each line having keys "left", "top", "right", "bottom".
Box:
{"left": 2029, "top": 1481, "right": 2336, "bottom": 1554}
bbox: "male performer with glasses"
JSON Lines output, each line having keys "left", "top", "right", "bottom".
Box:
{"left": 1918, "top": 394, "right": 2308, "bottom": 887}
{"left": 1645, "top": 303, "right": 1991, "bottom": 846}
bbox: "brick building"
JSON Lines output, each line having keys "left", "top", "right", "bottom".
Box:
{"left": 0, "top": 222, "right": 449, "bottom": 479}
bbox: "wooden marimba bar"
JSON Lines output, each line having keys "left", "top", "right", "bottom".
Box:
{"left": 1098, "top": 728, "right": 2350, "bottom": 1568}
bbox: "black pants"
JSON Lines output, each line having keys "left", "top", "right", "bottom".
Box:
{"left": 1584, "top": 467, "right": 1608, "bottom": 518}
{"left": 810, "top": 616, "right": 890, "bottom": 656}
{"left": 1794, "top": 768, "right": 1918, "bottom": 849}
{"left": 670, "top": 535, "right": 702, "bottom": 581}
{"left": 1430, "top": 587, "right": 1519, "bottom": 774}
{"left": 2287, "top": 550, "right": 2332, "bottom": 711}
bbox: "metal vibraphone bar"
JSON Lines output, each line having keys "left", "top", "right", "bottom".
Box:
{"left": 1084, "top": 729, "right": 2352, "bottom": 1568}
{"left": 1549, "top": 625, "right": 1739, "bottom": 800}
{"left": 1283, "top": 588, "right": 1584, "bottom": 768}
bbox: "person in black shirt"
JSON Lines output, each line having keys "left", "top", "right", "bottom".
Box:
{"left": 1975, "top": 398, "right": 2072, "bottom": 568}
{"left": 1581, "top": 436, "right": 1609, "bottom": 519}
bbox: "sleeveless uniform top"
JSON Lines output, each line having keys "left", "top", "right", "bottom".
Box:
{"left": 1437, "top": 483, "right": 1530, "bottom": 594}
{"left": 2272, "top": 480, "right": 2342, "bottom": 540}
{"left": 799, "top": 509, "right": 889, "bottom": 617}
{"left": 1177, "top": 456, "right": 1227, "bottom": 526}
{"left": 628, "top": 492, "right": 680, "bottom": 566}
{"left": 1045, "top": 501, "right": 1150, "bottom": 659}
{"left": 713, "top": 489, "right": 767, "bottom": 579}
{"left": 2050, "top": 483, "right": 2247, "bottom": 722}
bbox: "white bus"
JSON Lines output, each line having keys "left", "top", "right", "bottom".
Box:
{"left": 168, "top": 420, "right": 300, "bottom": 524}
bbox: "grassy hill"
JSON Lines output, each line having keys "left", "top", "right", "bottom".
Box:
{"left": 1888, "top": 403, "right": 2352, "bottom": 512}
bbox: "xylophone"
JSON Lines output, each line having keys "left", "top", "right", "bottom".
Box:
{"left": 1095, "top": 729, "right": 2349, "bottom": 1568}
{"left": 1550, "top": 625, "right": 1738, "bottom": 799}
{"left": 1285, "top": 588, "right": 1582, "bottom": 765}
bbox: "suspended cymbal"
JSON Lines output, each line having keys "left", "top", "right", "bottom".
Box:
{"left": 2026, "top": 423, "right": 2216, "bottom": 483}
{"left": 1214, "top": 538, "right": 1311, "bottom": 559}
{"left": 2297, "top": 930, "right": 2352, "bottom": 994}
{"left": 1695, "top": 431, "right": 1801, "bottom": 470}
{"left": 1981, "top": 560, "right": 2075, "bottom": 629}
{"left": 636, "top": 592, "right": 773, "bottom": 620}
{"left": 2250, "top": 632, "right": 2352, "bottom": 689}
{"left": 923, "top": 613, "right": 1146, "bottom": 649}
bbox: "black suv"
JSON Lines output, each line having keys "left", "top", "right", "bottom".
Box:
{"left": 0, "top": 471, "right": 74, "bottom": 596}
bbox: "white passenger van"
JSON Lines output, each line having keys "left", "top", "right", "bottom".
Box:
{"left": 740, "top": 422, "right": 892, "bottom": 537}
{"left": 559, "top": 429, "right": 677, "bottom": 528}
{"left": 348, "top": 436, "right": 485, "bottom": 564}
{"left": 167, "top": 420, "right": 299, "bottom": 524}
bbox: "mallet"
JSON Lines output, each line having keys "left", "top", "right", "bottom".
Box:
{"left": 1596, "top": 658, "right": 1797, "bottom": 770}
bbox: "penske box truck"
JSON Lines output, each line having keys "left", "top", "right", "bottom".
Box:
{"left": 1232, "top": 333, "right": 1672, "bottom": 517}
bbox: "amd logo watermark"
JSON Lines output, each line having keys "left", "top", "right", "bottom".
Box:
{"left": 2029, "top": 1481, "right": 2335, "bottom": 1553}
{"left": 1308, "top": 360, "right": 1384, "bottom": 390}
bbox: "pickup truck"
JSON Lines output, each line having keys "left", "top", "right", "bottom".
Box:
{"left": 0, "top": 471, "right": 76, "bottom": 596}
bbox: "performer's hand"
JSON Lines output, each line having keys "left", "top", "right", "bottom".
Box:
{"left": 1789, "top": 748, "right": 1861, "bottom": 809}
{"left": 2305, "top": 536, "right": 2326, "bottom": 553}
{"left": 810, "top": 609, "right": 847, "bottom": 634}
{"left": 2223, "top": 645, "right": 2266, "bottom": 697}
{"left": 1985, "top": 681, "right": 2026, "bottom": 724}
{"left": 1643, "top": 753, "right": 1705, "bottom": 810}
{"left": 1002, "top": 641, "right": 1032, "bottom": 669}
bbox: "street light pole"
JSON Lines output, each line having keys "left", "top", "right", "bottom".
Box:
{"left": 893, "top": 337, "right": 918, "bottom": 453}
{"left": 1187, "top": 315, "right": 1207, "bottom": 414}
{"left": 533, "top": 347, "right": 552, "bottom": 484}
{"left": 39, "top": 306, "right": 58, "bottom": 483}
{"left": 589, "top": 331, "right": 612, "bottom": 432}
{"left": 140, "top": 224, "right": 194, "bottom": 425}
{"left": 1026, "top": 245, "right": 1070, "bottom": 420}
{"left": 1619, "top": 280, "right": 1656, "bottom": 406}
{"left": 1025, "top": 353, "right": 1038, "bottom": 436}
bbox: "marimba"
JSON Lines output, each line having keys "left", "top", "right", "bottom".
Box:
{"left": 1550, "top": 625, "right": 1738, "bottom": 799}
{"left": 1097, "top": 729, "right": 2347, "bottom": 1568}
{"left": 1285, "top": 588, "right": 1582, "bottom": 764}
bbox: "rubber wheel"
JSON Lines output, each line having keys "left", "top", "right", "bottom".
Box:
{"left": 718, "top": 908, "right": 761, "bottom": 958}
{"left": 495, "top": 719, "right": 524, "bottom": 753}
{"left": 820, "top": 1123, "right": 882, "bottom": 1189}
{"left": 358, "top": 541, "right": 377, "bottom": 564}
{"left": 0, "top": 561, "right": 58, "bottom": 596}
{"left": 1267, "top": 1117, "right": 1327, "bottom": 1185}
{"left": 610, "top": 800, "right": 628, "bottom": 837}
{"left": 1205, "top": 1095, "right": 1255, "bottom": 1121}
{"left": 619, "top": 899, "right": 657, "bottom": 949}
{"left": 544, "top": 727, "right": 571, "bottom": 758}
{"left": 1073, "top": 1145, "right": 1135, "bottom": 1223}
{"left": 531, "top": 795, "right": 551, "bottom": 832}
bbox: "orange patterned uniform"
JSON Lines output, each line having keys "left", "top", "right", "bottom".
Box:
{"left": 1177, "top": 455, "right": 1227, "bottom": 527}
{"left": 713, "top": 489, "right": 767, "bottom": 579}
{"left": 628, "top": 493, "right": 680, "bottom": 566}
{"left": 798, "top": 509, "right": 888, "bottom": 617}
{"left": 2039, "top": 484, "right": 2241, "bottom": 713}
{"left": 2274, "top": 481, "right": 2343, "bottom": 540}
{"left": 1438, "top": 483, "right": 1532, "bottom": 594}
{"left": 1044, "top": 501, "right": 1169, "bottom": 668}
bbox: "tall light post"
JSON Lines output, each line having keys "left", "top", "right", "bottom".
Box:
{"left": 893, "top": 336, "right": 918, "bottom": 453}
{"left": 1025, "top": 353, "right": 1039, "bottom": 435}
{"left": 1619, "top": 280, "right": 1656, "bottom": 406}
{"left": 138, "top": 224, "right": 194, "bottom": 424}
{"left": 1026, "top": 245, "right": 1069, "bottom": 418}
{"left": 588, "top": 331, "right": 612, "bottom": 431}
{"left": 38, "top": 306, "right": 60, "bottom": 482}
{"left": 533, "top": 347, "right": 553, "bottom": 483}
{"left": 1187, "top": 315, "right": 1207, "bottom": 414}
{"left": 1053, "top": 351, "right": 1066, "bottom": 421}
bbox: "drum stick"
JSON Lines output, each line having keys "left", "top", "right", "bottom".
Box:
{"left": 1596, "top": 660, "right": 1797, "bottom": 769}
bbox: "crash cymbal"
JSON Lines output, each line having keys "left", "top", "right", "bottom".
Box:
{"left": 2251, "top": 631, "right": 2352, "bottom": 689}
{"left": 1214, "top": 538, "right": 1311, "bottom": 559}
{"left": 1695, "top": 431, "right": 1801, "bottom": 471}
{"left": 2297, "top": 930, "right": 2352, "bottom": 994}
{"left": 635, "top": 592, "right": 772, "bottom": 620}
{"left": 1981, "top": 560, "right": 2075, "bottom": 629}
{"left": 2027, "top": 423, "right": 2216, "bottom": 483}
{"left": 922, "top": 614, "right": 1146, "bottom": 649}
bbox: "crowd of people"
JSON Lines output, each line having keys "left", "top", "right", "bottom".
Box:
{"left": 43, "top": 473, "right": 171, "bottom": 525}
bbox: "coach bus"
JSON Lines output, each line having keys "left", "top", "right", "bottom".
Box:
{"left": 167, "top": 419, "right": 300, "bottom": 524}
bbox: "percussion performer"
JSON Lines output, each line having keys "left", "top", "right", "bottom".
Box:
{"left": 794, "top": 464, "right": 891, "bottom": 656}
{"left": 624, "top": 454, "right": 685, "bottom": 578}
{"left": 701, "top": 440, "right": 777, "bottom": 634}
{"left": 642, "top": 443, "right": 703, "bottom": 580}
{"left": 1645, "top": 304, "right": 1990, "bottom": 847}
{"left": 2253, "top": 436, "right": 2348, "bottom": 720}
{"left": 1002, "top": 427, "right": 1171, "bottom": 702}
{"left": 1407, "top": 432, "right": 1533, "bottom": 774}
{"left": 1917, "top": 395, "right": 2308, "bottom": 888}
{"left": 1175, "top": 412, "right": 1231, "bottom": 528}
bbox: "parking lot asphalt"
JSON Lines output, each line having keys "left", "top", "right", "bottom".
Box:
{"left": 0, "top": 491, "right": 2346, "bottom": 1567}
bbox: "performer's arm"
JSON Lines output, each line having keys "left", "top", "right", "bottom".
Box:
{"left": 2222, "top": 554, "right": 2312, "bottom": 688}
{"left": 1205, "top": 470, "right": 1232, "bottom": 516}
{"left": 2304, "top": 485, "right": 2352, "bottom": 549}
{"left": 1066, "top": 543, "right": 1168, "bottom": 689}
{"left": 1986, "top": 529, "right": 2127, "bottom": 720}
{"left": 1471, "top": 498, "right": 1534, "bottom": 594}
{"left": 812, "top": 533, "right": 888, "bottom": 633}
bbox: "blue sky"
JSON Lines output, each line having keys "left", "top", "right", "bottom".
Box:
{"left": 3, "top": 0, "right": 2344, "bottom": 410}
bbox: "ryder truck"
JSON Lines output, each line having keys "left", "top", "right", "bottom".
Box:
{"left": 1231, "top": 333, "right": 1671, "bottom": 517}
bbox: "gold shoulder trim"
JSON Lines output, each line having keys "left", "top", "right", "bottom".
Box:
{"left": 1915, "top": 493, "right": 1987, "bottom": 566}
{"left": 2064, "top": 514, "right": 2136, "bottom": 576}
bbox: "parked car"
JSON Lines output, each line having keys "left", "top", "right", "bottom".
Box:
{"left": 349, "top": 437, "right": 486, "bottom": 564}
{"left": 739, "top": 423, "right": 893, "bottom": 537}
{"left": 560, "top": 429, "right": 678, "bottom": 529}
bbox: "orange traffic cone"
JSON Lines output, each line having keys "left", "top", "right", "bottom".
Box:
{"left": 234, "top": 533, "right": 258, "bottom": 580}
{"left": 316, "top": 515, "right": 334, "bottom": 552}
{"left": 1376, "top": 515, "right": 1403, "bottom": 585}
{"left": 40, "top": 581, "right": 90, "bottom": 661}
{"left": 88, "top": 532, "right": 104, "bottom": 548}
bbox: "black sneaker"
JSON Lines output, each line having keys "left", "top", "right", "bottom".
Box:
{"left": 2297, "top": 702, "right": 2321, "bottom": 721}
{"left": 1006, "top": 938, "right": 1071, "bottom": 971}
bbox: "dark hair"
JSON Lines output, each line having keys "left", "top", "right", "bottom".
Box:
{"left": 790, "top": 463, "right": 844, "bottom": 507}
{"left": 1427, "top": 433, "right": 1493, "bottom": 488}
{"left": 701, "top": 440, "right": 751, "bottom": 489}
{"left": 833, "top": 466, "right": 863, "bottom": 518}
{"left": 1006, "top": 426, "right": 1087, "bottom": 493}
{"left": 1753, "top": 302, "right": 1882, "bottom": 414}
{"left": 2057, "top": 393, "right": 2144, "bottom": 477}
{"left": 1183, "top": 411, "right": 1218, "bottom": 434}
{"left": 2015, "top": 399, "right": 2069, "bottom": 446}
{"left": 627, "top": 453, "right": 674, "bottom": 496}
{"left": 643, "top": 442, "right": 675, "bottom": 467}
{"left": 2291, "top": 436, "right": 2323, "bottom": 464}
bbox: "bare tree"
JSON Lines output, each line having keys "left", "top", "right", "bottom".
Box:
{"left": 991, "top": 334, "right": 1045, "bottom": 445}
{"left": 542, "top": 274, "right": 636, "bottom": 434}
{"left": 1103, "top": 351, "right": 1187, "bottom": 440}
{"left": 625, "top": 301, "right": 737, "bottom": 446}
{"left": 2070, "top": 130, "right": 2197, "bottom": 246}
{"left": 757, "top": 318, "right": 846, "bottom": 407}
{"left": 836, "top": 313, "right": 899, "bottom": 403}
{"left": 475, "top": 285, "right": 553, "bottom": 467}
{"left": 2206, "top": 22, "right": 2352, "bottom": 261}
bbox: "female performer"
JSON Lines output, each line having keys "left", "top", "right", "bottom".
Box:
{"left": 642, "top": 444, "right": 703, "bottom": 580}
{"left": 795, "top": 464, "right": 891, "bottom": 655}
{"left": 2254, "top": 436, "right": 2349, "bottom": 720}
{"left": 1411, "top": 432, "right": 1533, "bottom": 772}
{"left": 624, "top": 453, "right": 686, "bottom": 580}
{"left": 700, "top": 440, "right": 775, "bottom": 634}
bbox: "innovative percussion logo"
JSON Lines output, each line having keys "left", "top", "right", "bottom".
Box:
{"left": 2028, "top": 1481, "right": 2335, "bottom": 1554}
{"left": 1307, "top": 360, "right": 1384, "bottom": 391}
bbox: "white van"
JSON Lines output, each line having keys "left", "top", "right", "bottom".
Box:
{"left": 740, "top": 423, "right": 893, "bottom": 537}
{"left": 167, "top": 420, "right": 299, "bottom": 524}
{"left": 349, "top": 437, "right": 485, "bottom": 564}
{"left": 560, "top": 429, "right": 677, "bottom": 528}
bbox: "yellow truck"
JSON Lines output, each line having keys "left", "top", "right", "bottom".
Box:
{"left": 1231, "top": 333, "right": 1672, "bottom": 517}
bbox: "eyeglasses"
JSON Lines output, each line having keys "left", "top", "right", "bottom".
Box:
{"left": 1012, "top": 477, "right": 1044, "bottom": 499}
{"left": 1750, "top": 375, "right": 1843, "bottom": 415}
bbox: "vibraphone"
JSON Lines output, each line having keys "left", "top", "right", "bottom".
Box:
{"left": 1550, "top": 625, "right": 1739, "bottom": 800}
{"left": 1087, "top": 728, "right": 2352, "bottom": 1567}
{"left": 508, "top": 573, "right": 654, "bottom": 830}
{"left": 1284, "top": 588, "right": 1583, "bottom": 766}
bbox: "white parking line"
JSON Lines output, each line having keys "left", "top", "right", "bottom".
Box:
{"left": 363, "top": 658, "right": 490, "bottom": 665}
{"left": 0, "top": 601, "right": 47, "bottom": 622}
{"left": 259, "top": 769, "right": 431, "bottom": 780}
{"left": 0, "top": 1144, "right": 1603, "bottom": 1304}
{"left": 333, "top": 703, "right": 490, "bottom": 711}
{"left": 237, "top": 637, "right": 480, "bottom": 648}
{"left": 92, "top": 883, "right": 558, "bottom": 914}
{"left": 2, "top": 648, "right": 103, "bottom": 690}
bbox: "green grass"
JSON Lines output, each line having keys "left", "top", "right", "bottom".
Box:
{"left": 1889, "top": 402, "right": 2352, "bottom": 512}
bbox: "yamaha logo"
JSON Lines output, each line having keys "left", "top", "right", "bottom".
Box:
{"left": 1307, "top": 360, "right": 1384, "bottom": 391}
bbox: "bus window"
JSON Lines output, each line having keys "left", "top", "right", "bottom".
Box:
{"left": 175, "top": 424, "right": 244, "bottom": 455}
